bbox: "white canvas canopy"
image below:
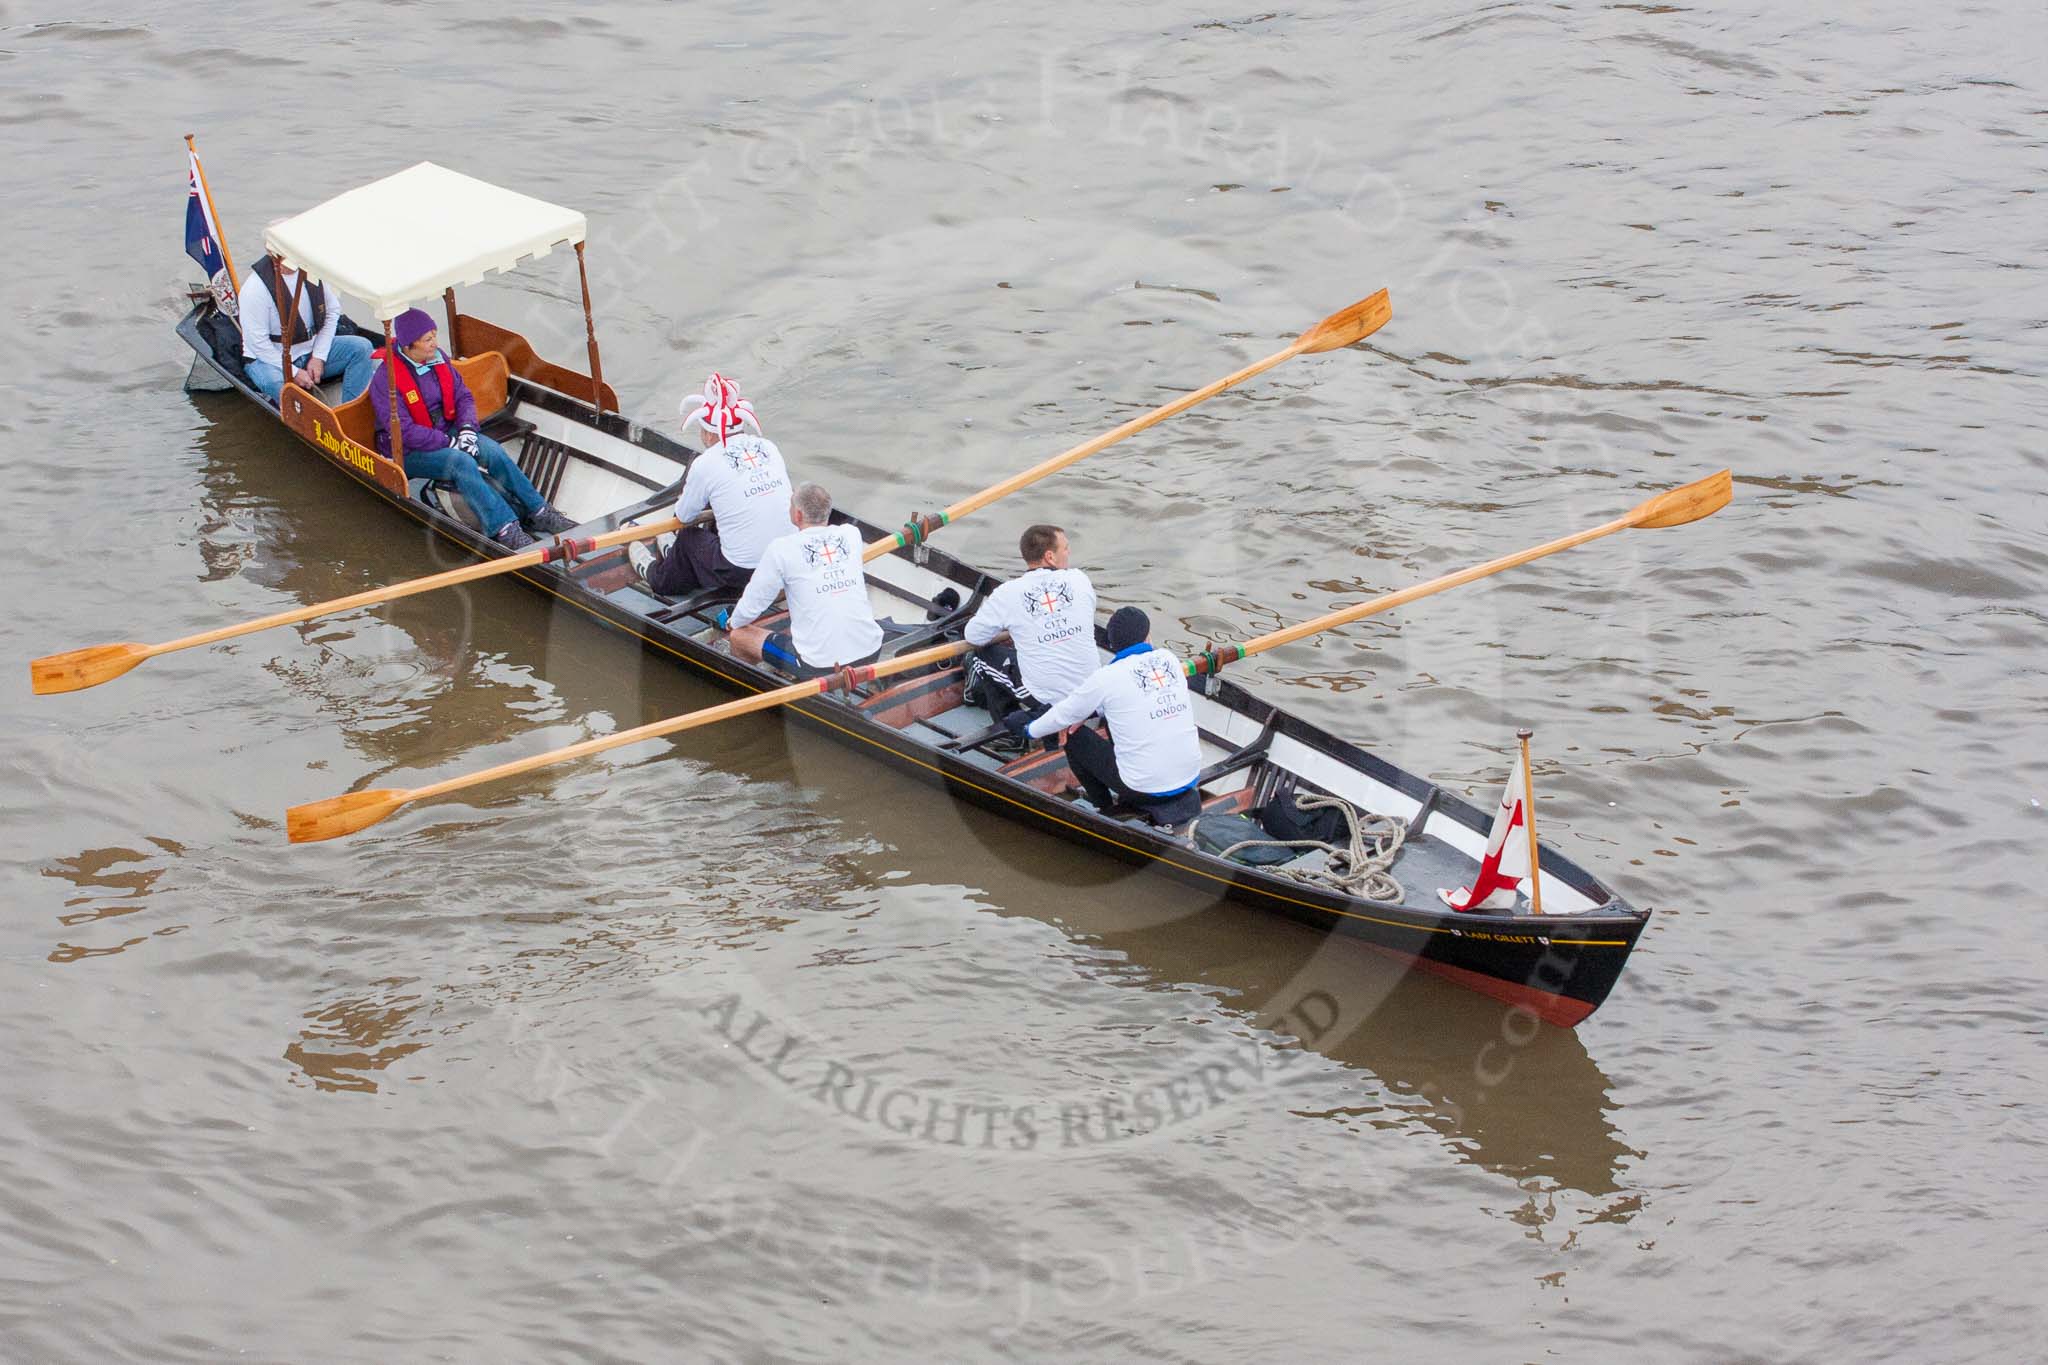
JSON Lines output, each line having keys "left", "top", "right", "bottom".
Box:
{"left": 263, "top": 163, "right": 586, "bottom": 320}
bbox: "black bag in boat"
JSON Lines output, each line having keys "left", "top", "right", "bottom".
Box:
{"left": 1191, "top": 812, "right": 1299, "bottom": 866}
{"left": 1257, "top": 792, "right": 1348, "bottom": 845}
{"left": 197, "top": 308, "right": 249, "bottom": 386}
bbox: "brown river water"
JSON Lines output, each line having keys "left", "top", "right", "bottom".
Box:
{"left": 3, "top": 2, "right": 2045, "bottom": 1360}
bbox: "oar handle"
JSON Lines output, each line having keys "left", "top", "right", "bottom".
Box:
{"left": 542, "top": 510, "right": 717, "bottom": 566}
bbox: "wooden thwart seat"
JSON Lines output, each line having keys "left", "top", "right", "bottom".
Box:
{"left": 328, "top": 350, "right": 512, "bottom": 455}
{"left": 999, "top": 744, "right": 1080, "bottom": 796}
{"left": 857, "top": 668, "right": 966, "bottom": 729}
{"left": 1200, "top": 787, "right": 1257, "bottom": 816}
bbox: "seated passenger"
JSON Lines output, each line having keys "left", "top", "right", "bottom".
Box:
{"left": 238, "top": 249, "right": 376, "bottom": 405}
{"left": 723, "top": 482, "right": 883, "bottom": 679}
{"left": 1024, "top": 606, "right": 1202, "bottom": 825}
{"left": 962, "top": 522, "right": 1098, "bottom": 729}
{"left": 628, "top": 373, "right": 793, "bottom": 597}
{"left": 367, "top": 308, "right": 575, "bottom": 552}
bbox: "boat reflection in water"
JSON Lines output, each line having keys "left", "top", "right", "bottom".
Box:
{"left": 790, "top": 734, "right": 1642, "bottom": 1201}
{"left": 191, "top": 401, "right": 603, "bottom": 775}
{"left": 283, "top": 984, "right": 430, "bottom": 1095}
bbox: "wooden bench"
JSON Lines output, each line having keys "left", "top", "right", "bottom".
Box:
{"left": 857, "top": 668, "right": 967, "bottom": 729}
{"left": 330, "top": 350, "right": 512, "bottom": 453}
{"left": 998, "top": 744, "right": 1081, "bottom": 796}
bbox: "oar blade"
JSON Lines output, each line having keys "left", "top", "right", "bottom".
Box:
{"left": 1293, "top": 288, "right": 1393, "bottom": 355}
{"left": 287, "top": 789, "right": 410, "bottom": 844}
{"left": 1628, "top": 469, "right": 1732, "bottom": 529}
{"left": 30, "top": 642, "right": 152, "bottom": 695}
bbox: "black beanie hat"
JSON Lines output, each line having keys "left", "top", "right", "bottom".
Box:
{"left": 1106, "top": 606, "right": 1151, "bottom": 652}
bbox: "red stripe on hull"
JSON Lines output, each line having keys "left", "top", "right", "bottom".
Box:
{"left": 1360, "top": 942, "right": 1598, "bottom": 1030}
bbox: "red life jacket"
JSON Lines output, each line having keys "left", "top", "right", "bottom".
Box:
{"left": 373, "top": 348, "right": 459, "bottom": 431}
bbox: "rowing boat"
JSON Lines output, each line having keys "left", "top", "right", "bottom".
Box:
{"left": 168, "top": 164, "right": 1651, "bottom": 1028}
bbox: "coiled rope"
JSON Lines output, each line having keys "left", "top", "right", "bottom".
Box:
{"left": 1212, "top": 791, "right": 1407, "bottom": 903}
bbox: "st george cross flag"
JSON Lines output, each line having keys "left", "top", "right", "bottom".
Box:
{"left": 185, "top": 148, "right": 237, "bottom": 316}
{"left": 1438, "top": 749, "right": 1534, "bottom": 912}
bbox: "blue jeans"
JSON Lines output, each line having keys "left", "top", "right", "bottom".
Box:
{"left": 403, "top": 433, "right": 543, "bottom": 537}
{"left": 246, "top": 334, "right": 376, "bottom": 405}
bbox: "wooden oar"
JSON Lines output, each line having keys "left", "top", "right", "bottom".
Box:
{"left": 1187, "top": 470, "right": 1733, "bottom": 676}
{"left": 864, "top": 288, "right": 1392, "bottom": 561}
{"left": 286, "top": 640, "right": 971, "bottom": 843}
{"left": 287, "top": 470, "right": 1725, "bottom": 846}
{"left": 30, "top": 513, "right": 703, "bottom": 695}
{"left": 45, "top": 291, "right": 1390, "bottom": 697}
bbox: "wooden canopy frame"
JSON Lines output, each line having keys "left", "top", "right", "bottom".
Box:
{"left": 259, "top": 163, "right": 615, "bottom": 456}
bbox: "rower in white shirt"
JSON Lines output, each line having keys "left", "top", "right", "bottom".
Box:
{"left": 962, "top": 523, "right": 1098, "bottom": 727}
{"left": 237, "top": 247, "right": 376, "bottom": 406}
{"left": 723, "top": 482, "right": 885, "bottom": 677}
{"left": 630, "top": 372, "right": 795, "bottom": 598}
{"left": 1024, "top": 606, "right": 1203, "bottom": 825}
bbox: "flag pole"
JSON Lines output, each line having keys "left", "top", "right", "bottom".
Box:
{"left": 1517, "top": 728, "right": 1545, "bottom": 916}
{"left": 184, "top": 133, "right": 239, "bottom": 303}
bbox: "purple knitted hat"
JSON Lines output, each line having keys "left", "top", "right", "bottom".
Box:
{"left": 392, "top": 307, "right": 436, "bottom": 347}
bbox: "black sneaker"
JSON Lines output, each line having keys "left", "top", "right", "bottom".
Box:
{"left": 495, "top": 522, "right": 537, "bottom": 551}
{"left": 984, "top": 723, "right": 1029, "bottom": 759}
{"left": 524, "top": 506, "right": 577, "bottom": 535}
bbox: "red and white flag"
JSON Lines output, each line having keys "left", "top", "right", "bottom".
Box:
{"left": 1438, "top": 750, "right": 1534, "bottom": 912}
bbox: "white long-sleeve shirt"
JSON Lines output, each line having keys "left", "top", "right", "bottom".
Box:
{"left": 962, "top": 567, "right": 1098, "bottom": 705}
{"left": 729, "top": 523, "right": 884, "bottom": 667}
{"left": 1028, "top": 645, "right": 1201, "bottom": 795}
{"left": 675, "top": 435, "right": 794, "bottom": 570}
{"left": 238, "top": 266, "right": 340, "bottom": 368}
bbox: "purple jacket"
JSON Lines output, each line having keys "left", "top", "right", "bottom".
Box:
{"left": 368, "top": 349, "right": 479, "bottom": 456}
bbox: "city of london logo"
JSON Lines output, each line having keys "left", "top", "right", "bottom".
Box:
{"left": 726, "top": 443, "right": 770, "bottom": 472}
{"left": 803, "top": 537, "right": 845, "bottom": 568}
{"left": 1133, "top": 658, "right": 1179, "bottom": 692}
{"left": 1022, "top": 581, "right": 1074, "bottom": 617}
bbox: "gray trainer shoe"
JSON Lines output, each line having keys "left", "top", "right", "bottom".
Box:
{"left": 525, "top": 506, "right": 577, "bottom": 535}
{"left": 494, "top": 521, "right": 536, "bottom": 551}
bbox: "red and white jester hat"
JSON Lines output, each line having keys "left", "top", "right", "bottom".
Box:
{"left": 679, "top": 372, "right": 761, "bottom": 445}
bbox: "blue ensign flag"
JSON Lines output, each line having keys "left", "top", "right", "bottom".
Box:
{"left": 185, "top": 147, "right": 237, "bottom": 314}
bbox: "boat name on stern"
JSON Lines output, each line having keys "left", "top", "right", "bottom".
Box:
{"left": 310, "top": 417, "right": 380, "bottom": 480}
